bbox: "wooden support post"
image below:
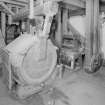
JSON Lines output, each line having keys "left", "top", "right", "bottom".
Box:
{"left": 26, "top": 19, "right": 30, "bottom": 33}
{"left": 62, "top": 8, "right": 68, "bottom": 35}
{"left": 85, "top": 0, "right": 94, "bottom": 69}
{"left": 8, "top": 5, "right": 12, "bottom": 24}
{"left": 16, "top": 7, "right": 19, "bottom": 13}
{"left": 55, "top": 7, "right": 62, "bottom": 48}
{"left": 85, "top": 0, "right": 100, "bottom": 71}
{"left": 1, "top": 12, "right": 6, "bottom": 39}
{"left": 93, "top": 0, "right": 100, "bottom": 55}
{"left": 8, "top": 15, "right": 12, "bottom": 25}
{"left": 29, "top": 0, "right": 34, "bottom": 19}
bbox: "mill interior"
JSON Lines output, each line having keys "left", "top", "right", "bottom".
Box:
{"left": 1, "top": 0, "right": 105, "bottom": 105}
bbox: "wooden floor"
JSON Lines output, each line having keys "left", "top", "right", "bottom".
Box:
{"left": 0, "top": 68, "right": 105, "bottom": 105}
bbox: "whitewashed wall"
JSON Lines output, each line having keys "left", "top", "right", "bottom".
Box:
{"left": 69, "top": 16, "right": 86, "bottom": 37}
{"left": 69, "top": 16, "right": 105, "bottom": 58}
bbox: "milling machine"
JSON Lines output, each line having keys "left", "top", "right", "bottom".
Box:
{"left": 2, "top": 0, "right": 59, "bottom": 99}
{"left": 1, "top": 1, "right": 85, "bottom": 105}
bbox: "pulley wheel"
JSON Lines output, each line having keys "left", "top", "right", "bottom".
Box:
{"left": 19, "top": 40, "right": 57, "bottom": 85}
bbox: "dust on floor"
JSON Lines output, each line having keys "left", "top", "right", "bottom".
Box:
{"left": 0, "top": 68, "right": 105, "bottom": 105}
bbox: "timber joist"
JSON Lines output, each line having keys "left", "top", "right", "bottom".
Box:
{"left": 0, "top": 0, "right": 27, "bottom": 7}
{"left": 0, "top": 2, "right": 14, "bottom": 15}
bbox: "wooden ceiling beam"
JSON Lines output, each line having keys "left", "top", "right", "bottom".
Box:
{"left": 0, "top": 2, "right": 14, "bottom": 15}
{"left": 69, "top": 9, "right": 85, "bottom": 16}
{"left": 60, "top": 2, "right": 79, "bottom": 10}
{"left": 0, "top": 0, "right": 27, "bottom": 7}
{"left": 68, "top": 3, "right": 105, "bottom": 17}
{"left": 62, "top": 0, "right": 85, "bottom": 8}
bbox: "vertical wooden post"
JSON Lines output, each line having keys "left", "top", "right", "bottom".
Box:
{"left": 29, "top": 0, "right": 34, "bottom": 19}
{"left": 16, "top": 7, "right": 19, "bottom": 13}
{"left": 26, "top": 19, "right": 30, "bottom": 33}
{"left": 85, "top": 0, "right": 100, "bottom": 70}
{"left": 8, "top": 5, "right": 12, "bottom": 25}
{"left": 8, "top": 15, "right": 12, "bottom": 25}
{"left": 62, "top": 8, "right": 68, "bottom": 35}
{"left": 85, "top": 0, "right": 94, "bottom": 69}
{"left": 93, "top": 0, "right": 100, "bottom": 55}
{"left": 55, "top": 7, "right": 62, "bottom": 48}
{"left": 1, "top": 12, "right": 6, "bottom": 39}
